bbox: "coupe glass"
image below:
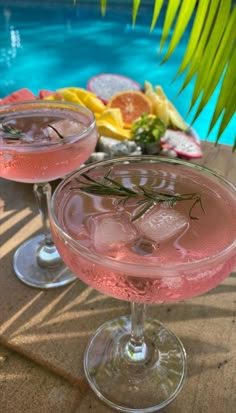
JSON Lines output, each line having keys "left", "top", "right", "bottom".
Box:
{"left": 0, "top": 100, "right": 97, "bottom": 288}
{"left": 50, "top": 156, "right": 236, "bottom": 412}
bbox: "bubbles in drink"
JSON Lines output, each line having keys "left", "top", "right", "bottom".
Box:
{"left": 3, "top": 151, "right": 13, "bottom": 162}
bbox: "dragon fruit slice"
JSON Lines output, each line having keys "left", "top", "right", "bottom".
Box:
{"left": 87, "top": 73, "right": 142, "bottom": 103}
{"left": 161, "top": 129, "right": 202, "bottom": 159}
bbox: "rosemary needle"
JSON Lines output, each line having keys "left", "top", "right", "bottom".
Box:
{"left": 48, "top": 124, "right": 64, "bottom": 140}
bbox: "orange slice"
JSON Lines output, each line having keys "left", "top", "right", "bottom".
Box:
{"left": 107, "top": 91, "right": 153, "bottom": 128}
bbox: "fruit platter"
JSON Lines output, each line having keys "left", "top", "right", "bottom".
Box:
{"left": 0, "top": 74, "right": 202, "bottom": 161}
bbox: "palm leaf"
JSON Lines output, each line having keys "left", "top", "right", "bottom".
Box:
{"left": 99, "top": 0, "right": 235, "bottom": 147}
{"left": 189, "top": 0, "right": 232, "bottom": 115}
{"left": 194, "top": 6, "right": 236, "bottom": 116}
{"left": 208, "top": 47, "right": 236, "bottom": 135}
{"left": 160, "top": 0, "right": 181, "bottom": 51}
{"left": 217, "top": 87, "right": 236, "bottom": 138}
{"left": 132, "top": 0, "right": 141, "bottom": 26}
{"left": 179, "top": 0, "right": 222, "bottom": 93}
{"left": 101, "top": 0, "right": 107, "bottom": 17}
{"left": 215, "top": 86, "right": 236, "bottom": 150}
{"left": 176, "top": 0, "right": 209, "bottom": 75}
{"left": 150, "top": 0, "right": 165, "bottom": 32}
{"left": 162, "top": 0, "right": 198, "bottom": 62}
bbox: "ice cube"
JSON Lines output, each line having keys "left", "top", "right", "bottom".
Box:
{"left": 88, "top": 212, "right": 138, "bottom": 252}
{"left": 47, "top": 119, "right": 86, "bottom": 141}
{"left": 134, "top": 206, "right": 188, "bottom": 242}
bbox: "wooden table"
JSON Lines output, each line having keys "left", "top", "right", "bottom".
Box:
{"left": 0, "top": 142, "right": 235, "bottom": 413}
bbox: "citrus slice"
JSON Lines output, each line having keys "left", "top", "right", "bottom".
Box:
{"left": 87, "top": 73, "right": 142, "bottom": 103}
{"left": 107, "top": 91, "right": 153, "bottom": 128}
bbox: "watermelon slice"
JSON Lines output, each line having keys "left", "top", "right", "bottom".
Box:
{"left": 38, "top": 89, "right": 55, "bottom": 99}
{"left": 87, "top": 73, "right": 142, "bottom": 103}
{"left": 0, "top": 88, "right": 37, "bottom": 104}
{"left": 38, "top": 89, "right": 63, "bottom": 100}
{"left": 161, "top": 129, "right": 203, "bottom": 159}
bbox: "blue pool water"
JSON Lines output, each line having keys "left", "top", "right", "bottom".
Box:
{"left": 0, "top": 1, "right": 235, "bottom": 145}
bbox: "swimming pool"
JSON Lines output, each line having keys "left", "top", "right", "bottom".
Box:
{"left": 0, "top": 1, "right": 235, "bottom": 145}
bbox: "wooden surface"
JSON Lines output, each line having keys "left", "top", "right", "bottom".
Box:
{"left": 0, "top": 141, "right": 235, "bottom": 413}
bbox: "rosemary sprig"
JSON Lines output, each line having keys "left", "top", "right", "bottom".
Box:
{"left": 71, "top": 169, "right": 205, "bottom": 222}
{"left": 1, "top": 122, "right": 65, "bottom": 143}
{"left": 0, "top": 123, "right": 31, "bottom": 141}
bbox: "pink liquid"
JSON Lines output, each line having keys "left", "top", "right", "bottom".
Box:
{"left": 51, "top": 161, "right": 236, "bottom": 304}
{"left": 0, "top": 107, "right": 97, "bottom": 183}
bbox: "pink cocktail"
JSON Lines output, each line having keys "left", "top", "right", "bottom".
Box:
{"left": 0, "top": 100, "right": 97, "bottom": 288}
{"left": 50, "top": 156, "right": 236, "bottom": 412}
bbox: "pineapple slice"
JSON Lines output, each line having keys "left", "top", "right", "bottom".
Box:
{"left": 98, "top": 108, "right": 124, "bottom": 128}
{"left": 155, "top": 86, "right": 188, "bottom": 131}
{"left": 97, "top": 121, "right": 131, "bottom": 141}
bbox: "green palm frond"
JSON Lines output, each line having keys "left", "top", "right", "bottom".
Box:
{"left": 160, "top": 0, "right": 182, "bottom": 51}
{"left": 150, "top": 0, "right": 165, "bottom": 32}
{"left": 188, "top": 0, "right": 232, "bottom": 115}
{"left": 161, "top": 0, "right": 198, "bottom": 59}
{"left": 101, "top": 0, "right": 107, "bottom": 17}
{"left": 175, "top": 0, "right": 209, "bottom": 76}
{"left": 132, "top": 0, "right": 141, "bottom": 26}
{"left": 209, "top": 47, "right": 236, "bottom": 143}
{"left": 177, "top": 0, "right": 221, "bottom": 93}
{"left": 191, "top": 4, "right": 236, "bottom": 121}
{"left": 100, "top": 0, "right": 236, "bottom": 149}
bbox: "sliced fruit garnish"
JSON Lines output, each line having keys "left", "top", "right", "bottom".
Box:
{"left": 65, "top": 87, "right": 97, "bottom": 101}
{"left": 144, "top": 81, "right": 188, "bottom": 132}
{"left": 150, "top": 93, "right": 170, "bottom": 125}
{"left": 39, "top": 89, "right": 56, "bottom": 99}
{"left": 83, "top": 94, "right": 106, "bottom": 113}
{"left": 0, "top": 88, "right": 36, "bottom": 104}
{"left": 97, "top": 120, "right": 132, "bottom": 140}
{"left": 161, "top": 129, "right": 202, "bottom": 159}
{"left": 56, "top": 88, "right": 85, "bottom": 105}
{"left": 97, "top": 108, "right": 124, "bottom": 128}
{"left": 155, "top": 85, "right": 167, "bottom": 100}
{"left": 155, "top": 86, "right": 188, "bottom": 131}
{"left": 87, "top": 73, "right": 142, "bottom": 103}
{"left": 144, "top": 80, "right": 154, "bottom": 96}
{"left": 107, "top": 90, "right": 153, "bottom": 129}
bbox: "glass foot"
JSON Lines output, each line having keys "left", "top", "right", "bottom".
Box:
{"left": 84, "top": 316, "right": 187, "bottom": 412}
{"left": 13, "top": 234, "right": 77, "bottom": 288}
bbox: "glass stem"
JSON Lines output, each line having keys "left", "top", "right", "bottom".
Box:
{"left": 34, "top": 182, "right": 53, "bottom": 245}
{"left": 34, "top": 182, "right": 61, "bottom": 268}
{"left": 125, "top": 303, "right": 148, "bottom": 362}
